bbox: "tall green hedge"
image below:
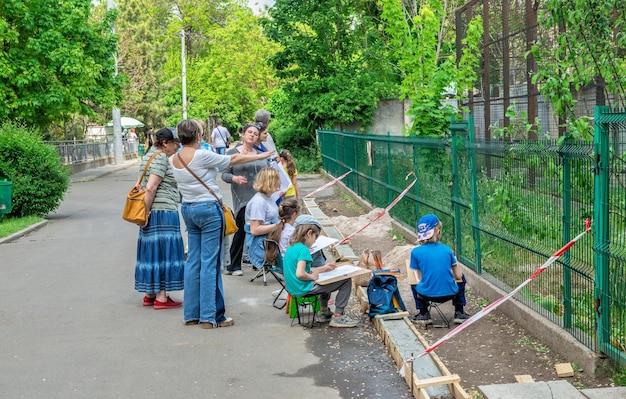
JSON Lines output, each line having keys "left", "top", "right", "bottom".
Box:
{"left": 0, "top": 123, "right": 69, "bottom": 217}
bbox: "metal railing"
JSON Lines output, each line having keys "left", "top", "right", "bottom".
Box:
{"left": 48, "top": 140, "right": 137, "bottom": 165}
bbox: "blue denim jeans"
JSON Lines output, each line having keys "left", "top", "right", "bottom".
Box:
{"left": 244, "top": 224, "right": 266, "bottom": 270}
{"left": 411, "top": 275, "right": 467, "bottom": 314}
{"left": 181, "top": 201, "right": 227, "bottom": 325}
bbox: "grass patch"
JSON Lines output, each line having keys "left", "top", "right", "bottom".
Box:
{"left": 517, "top": 335, "right": 551, "bottom": 355}
{"left": 0, "top": 215, "right": 44, "bottom": 238}
{"left": 338, "top": 190, "right": 366, "bottom": 215}
{"left": 611, "top": 365, "right": 626, "bottom": 386}
{"left": 388, "top": 230, "right": 406, "bottom": 245}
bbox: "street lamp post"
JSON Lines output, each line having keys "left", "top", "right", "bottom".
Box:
{"left": 106, "top": 0, "right": 123, "bottom": 164}
{"left": 181, "top": 26, "right": 187, "bottom": 120}
{"left": 172, "top": 7, "right": 187, "bottom": 120}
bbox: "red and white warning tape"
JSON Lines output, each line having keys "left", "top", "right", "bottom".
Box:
{"left": 335, "top": 172, "right": 417, "bottom": 246}
{"left": 402, "top": 219, "right": 592, "bottom": 372}
{"left": 303, "top": 170, "right": 353, "bottom": 199}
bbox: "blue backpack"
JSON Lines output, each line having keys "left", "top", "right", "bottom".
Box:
{"left": 367, "top": 275, "right": 406, "bottom": 318}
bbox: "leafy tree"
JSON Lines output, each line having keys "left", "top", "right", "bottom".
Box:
{"left": 531, "top": 0, "right": 626, "bottom": 142}
{"left": 118, "top": 0, "right": 277, "bottom": 130}
{"left": 0, "top": 0, "right": 123, "bottom": 133}
{"left": 115, "top": 0, "right": 174, "bottom": 130}
{"left": 378, "top": 0, "right": 483, "bottom": 136}
{"left": 262, "top": 0, "right": 399, "bottom": 152}
{"left": 183, "top": 7, "right": 280, "bottom": 128}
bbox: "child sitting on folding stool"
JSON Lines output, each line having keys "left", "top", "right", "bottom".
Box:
{"left": 409, "top": 214, "right": 470, "bottom": 325}
{"left": 283, "top": 215, "right": 359, "bottom": 328}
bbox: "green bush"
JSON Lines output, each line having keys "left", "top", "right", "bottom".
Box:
{"left": 274, "top": 123, "right": 322, "bottom": 173}
{"left": 0, "top": 122, "right": 69, "bottom": 217}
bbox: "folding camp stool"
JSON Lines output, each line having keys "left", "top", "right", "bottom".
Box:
{"left": 249, "top": 239, "right": 287, "bottom": 309}
{"left": 427, "top": 301, "right": 451, "bottom": 329}
{"left": 250, "top": 261, "right": 284, "bottom": 287}
{"left": 287, "top": 293, "right": 320, "bottom": 329}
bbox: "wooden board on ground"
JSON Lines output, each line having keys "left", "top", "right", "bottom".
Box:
{"left": 515, "top": 375, "right": 535, "bottom": 383}
{"left": 555, "top": 363, "right": 575, "bottom": 377}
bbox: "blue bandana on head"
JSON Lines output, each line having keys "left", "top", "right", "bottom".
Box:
{"left": 416, "top": 214, "right": 440, "bottom": 241}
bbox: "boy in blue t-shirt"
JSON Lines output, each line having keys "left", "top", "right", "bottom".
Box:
{"left": 409, "top": 214, "right": 469, "bottom": 325}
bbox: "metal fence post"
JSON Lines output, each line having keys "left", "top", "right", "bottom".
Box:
{"left": 561, "top": 140, "right": 572, "bottom": 329}
{"left": 593, "top": 106, "right": 610, "bottom": 354}
{"left": 468, "top": 118, "right": 481, "bottom": 273}
{"left": 450, "top": 120, "right": 463, "bottom": 258}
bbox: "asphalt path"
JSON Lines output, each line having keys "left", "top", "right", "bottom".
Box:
{"left": 0, "top": 160, "right": 409, "bottom": 399}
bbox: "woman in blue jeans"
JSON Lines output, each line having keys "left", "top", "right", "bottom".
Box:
{"left": 171, "top": 119, "right": 274, "bottom": 328}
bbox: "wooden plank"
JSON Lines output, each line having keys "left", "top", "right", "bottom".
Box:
{"left": 382, "top": 317, "right": 470, "bottom": 399}
{"left": 375, "top": 311, "right": 411, "bottom": 320}
{"left": 316, "top": 266, "right": 371, "bottom": 285}
{"left": 451, "top": 384, "right": 471, "bottom": 399}
{"left": 515, "top": 374, "right": 535, "bottom": 383}
{"left": 376, "top": 318, "right": 451, "bottom": 398}
{"left": 413, "top": 375, "right": 461, "bottom": 389}
{"left": 555, "top": 363, "right": 575, "bottom": 377}
{"left": 406, "top": 258, "right": 419, "bottom": 285}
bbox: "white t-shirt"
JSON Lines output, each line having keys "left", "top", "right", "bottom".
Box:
{"left": 280, "top": 223, "right": 295, "bottom": 255}
{"left": 263, "top": 132, "right": 277, "bottom": 153}
{"left": 211, "top": 126, "right": 231, "bottom": 148}
{"left": 171, "top": 150, "right": 231, "bottom": 202}
{"left": 245, "top": 192, "right": 278, "bottom": 225}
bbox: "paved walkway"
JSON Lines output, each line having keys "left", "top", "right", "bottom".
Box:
{"left": 0, "top": 160, "right": 410, "bottom": 399}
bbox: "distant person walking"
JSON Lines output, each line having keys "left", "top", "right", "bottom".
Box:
{"left": 211, "top": 121, "right": 231, "bottom": 155}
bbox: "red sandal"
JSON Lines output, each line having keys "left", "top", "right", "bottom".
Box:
{"left": 153, "top": 296, "right": 182, "bottom": 310}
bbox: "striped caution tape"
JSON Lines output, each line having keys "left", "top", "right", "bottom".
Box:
{"left": 335, "top": 172, "right": 417, "bottom": 247}
{"left": 401, "top": 219, "right": 592, "bottom": 375}
{"left": 303, "top": 170, "right": 353, "bottom": 199}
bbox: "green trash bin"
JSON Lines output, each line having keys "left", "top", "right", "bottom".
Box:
{"left": 138, "top": 144, "right": 145, "bottom": 157}
{"left": 0, "top": 180, "right": 12, "bottom": 221}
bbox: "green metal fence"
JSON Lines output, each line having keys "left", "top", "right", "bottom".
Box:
{"left": 318, "top": 109, "right": 626, "bottom": 366}
{"left": 594, "top": 107, "right": 626, "bottom": 366}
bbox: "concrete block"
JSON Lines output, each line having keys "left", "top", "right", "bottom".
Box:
{"left": 307, "top": 207, "right": 327, "bottom": 219}
{"left": 322, "top": 225, "right": 344, "bottom": 241}
{"left": 479, "top": 380, "right": 586, "bottom": 399}
{"left": 581, "top": 387, "right": 626, "bottom": 399}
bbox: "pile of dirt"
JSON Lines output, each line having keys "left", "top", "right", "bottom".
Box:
{"left": 329, "top": 208, "right": 395, "bottom": 240}
{"left": 329, "top": 208, "right": 400, "bottom": 257}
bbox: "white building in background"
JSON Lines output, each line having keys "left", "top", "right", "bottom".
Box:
{"left": 87, "top": 125, "right": 107, "bottom": 141}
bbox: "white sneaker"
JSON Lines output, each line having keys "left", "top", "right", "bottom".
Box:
{"left": 232, "top": 270, "right": 243, "bottom": 276}
{"left": 329, "top": 315, "right": 359, "bottom": 328}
